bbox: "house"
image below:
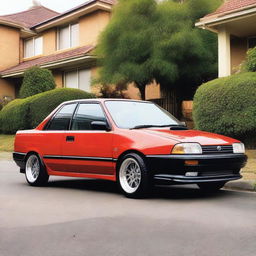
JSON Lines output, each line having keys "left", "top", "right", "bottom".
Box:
{"left": 0, "top": 0, "right": 161, "bottom": 102}
{"left": 196, "top": 0, "right": 256, "bottom": 77}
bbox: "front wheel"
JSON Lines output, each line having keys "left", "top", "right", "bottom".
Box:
{"left": 197, "top": 182, "right": 226, "bottom": 193}
{"left": 118, "top": 153, "right": 152, "bottom": 198}
{"left": 25, "top": 154, "right": 49, "bottom": 186}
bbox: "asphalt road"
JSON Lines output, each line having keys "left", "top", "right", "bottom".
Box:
{"left": 0, "top": 160, "right": 256, "bottom": 256}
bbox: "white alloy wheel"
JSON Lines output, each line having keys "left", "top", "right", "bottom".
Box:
{"left": 25, "top": 155, "right": 40, "bottom": 183}
{"left": 119, "top": 158, "right": 142, "bottom": 194}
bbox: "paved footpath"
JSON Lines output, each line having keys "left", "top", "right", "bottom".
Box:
{"left": 0, "top": 160, "right": 256, "bottom": 256}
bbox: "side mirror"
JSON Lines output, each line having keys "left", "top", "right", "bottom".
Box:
{"left": 91, "top": 121, "right": 111, "bottom": 131}
{"left": 180, "top": 121, "right": 187, "bottom": 127}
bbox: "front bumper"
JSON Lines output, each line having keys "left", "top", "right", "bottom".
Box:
{"left": 146, "top": 153, "right": 247, "bottom": 185}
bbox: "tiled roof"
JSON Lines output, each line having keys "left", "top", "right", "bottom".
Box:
{"left": 0, "top": 6, "right": 59, "bottom": 29}
{"left": 0, "top": 45, "right": 95, "bottom": 76}
{"left": 206, "top": 0, "right": 256, "bottom": 17}
{"left": 0, "top": 1, "right": 115, "bottom": 29}
{"left": 32, "top": 0, "right": 116, "bottom": 29}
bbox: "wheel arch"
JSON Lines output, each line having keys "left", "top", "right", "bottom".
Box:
{"left": 25, "top": 151, "right": 47, "bottom": 172}
{"left": 116, "top": 150, "right": 146, "bottom": 171}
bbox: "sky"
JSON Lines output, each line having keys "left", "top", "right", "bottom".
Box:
{"left": 0, "top": 0, "right": 90, "bottom": 15}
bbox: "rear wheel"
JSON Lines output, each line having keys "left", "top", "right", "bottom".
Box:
{"left": 197, "top": 182, "right": 226, "bottom": 192}
{"left": 118, "top": 153, "right": 152, "bottom": 198}
{"left": 25, "top": 154, "right": 49, "bottom": 186}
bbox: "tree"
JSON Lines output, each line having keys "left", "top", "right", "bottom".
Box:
{"left": 20, "top": 66, "right": 56, "bottom": 98}
{"left": 96, "top": 0, "right": 157, "bottom": 100}
{"left": 152, "top": 0, "right": 222, "bottom": 100}
{"left": 96, "top": 0, "right": 222, "bottom": 100}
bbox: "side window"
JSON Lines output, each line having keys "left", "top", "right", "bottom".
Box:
{"left": 46, "top": 104, "right": 77, "bottom": 130}
{"left": 71, "top": 104, "right": 106, "bottom": 130}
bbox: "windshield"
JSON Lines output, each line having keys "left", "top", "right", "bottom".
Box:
{"left": 105, "top": 101, "right": 180, "bottom": 129}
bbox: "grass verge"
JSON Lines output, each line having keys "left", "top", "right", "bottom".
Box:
{"left": 0, "top": 135, "right": 15, "bottom": 152}
{"left": 242, "top": 150, "right": 256, "bottom": 181}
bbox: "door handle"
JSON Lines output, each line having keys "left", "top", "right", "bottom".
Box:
{"left": 66, "top": 136, "right": 75, "bottom": 142}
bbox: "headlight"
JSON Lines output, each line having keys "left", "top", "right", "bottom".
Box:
{"left": 172, "top": 143, "right": 202, "bottom": 154}
{"left": 233, "top": 143, "right": 245, "bottom": 154}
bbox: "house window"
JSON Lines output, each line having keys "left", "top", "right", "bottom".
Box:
{"left": 24, "top": 37, "right": 43, "bottom": 58}
{"left": 248, "top": 37, "right": 256, "bottom": 49}
{"left": 58, "top": 23, "right": 79, "bottom": 50}
{"left": 64, "top": 69, "right": 91, "bottom": 92}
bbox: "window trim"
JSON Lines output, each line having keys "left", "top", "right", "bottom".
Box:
{"left": 43, "top": 102, "right": 112, "bottom": 131}
{"left": 24, "top": 36, "right": 43, "bottom": 58}
{"left": 64, "top": 68, "right": 91, "bottom": 92}
{"left": 43, "top": 103, "right": 78, "bottom": 131}
{"left": 57, "top": 23, "right": 79, "bottom": 50}
{"left": 70, "top": 102, "right": 112, "bottom": 131}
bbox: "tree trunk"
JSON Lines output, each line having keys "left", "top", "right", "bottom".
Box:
{"left": 140, "top": 87, "right": 146, "bottom": 100}
{"left": 136, "top": 82, "right": 146, "bottom": 100}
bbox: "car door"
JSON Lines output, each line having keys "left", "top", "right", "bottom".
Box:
{"left": 60, "top": 103, "right": 114, "bottom": 175}
{"left": 40, "top": 103, "right": 78, "bottom": 173}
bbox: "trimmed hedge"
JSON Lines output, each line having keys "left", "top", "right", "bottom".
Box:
{"left": 243, "top": 47, "right": 256, "bottom": 72}
{"left": 0, "top": 88, "right": 95, "bottom": 134}
{"left": 20, "top": 67, "right": 56, "bottom": 98}
{"left": 193, "top": 72, "right": 256, "bottom": 146}
{"left": 0, "top": 99, "right": 31, "bottom": 134}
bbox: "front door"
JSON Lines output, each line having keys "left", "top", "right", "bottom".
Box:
{"left": 60, "top": 103, "right": 114, "bottom": 175}
{"left": 41, "top": 103, "right": 78, "bottom": 173}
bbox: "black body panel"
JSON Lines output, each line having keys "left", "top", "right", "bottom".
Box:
{"left": 13, "top": 152, "right": 26, "bottom": 173}
{"left": 146, "top": 153, "right": 247, "bottom": 184}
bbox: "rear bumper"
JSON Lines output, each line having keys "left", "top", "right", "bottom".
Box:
{"left": 13, "top": 152, "right": 26, "bottom": 172}
{"left": 146, "top": 153, "right": 247, "bottom": 184}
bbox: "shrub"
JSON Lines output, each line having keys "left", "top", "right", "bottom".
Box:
{"left": 19, "top": 67, "right": 56, "bottom": 98}
{"left": 193, "top": 72, "right": 256, "bottom": 147}
{"left": 0, "top": 99, "right": 30, "bottom": 134}
{"left": 28, "top": 88, "right": 95, "bottom": 128}
{"left": 243, "top": 47, "right": 256, "bottom": 72}
{"left": 0, "top": 97, "right": 13, "bottom": 111}
{"left": 0, "top": 88, "right": 95, "bottom": 134}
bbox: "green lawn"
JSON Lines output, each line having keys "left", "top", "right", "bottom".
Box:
{"left": 0, "top": 134, "right": 255, "bottom": 181}
{"left": 242, "top": 150, "right": 256, "bottom": 181}
{"left": 0, "top": 135, "right": 15, "bottom": 152}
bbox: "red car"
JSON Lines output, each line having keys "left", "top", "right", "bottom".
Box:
{"left": 13, "top": 99, "right": 247, "bottom": 198}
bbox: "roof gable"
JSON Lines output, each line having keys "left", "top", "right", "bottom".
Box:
{"left": 206, "top": 0, "right": 256, "bottom": 18}
{"left": 0, "top": 1, "right": 115, "bottom": 31}
{"left": 32, "top": 0, "right": 115, "bottom": 30}
{"left": 0, "top": 6, "right": 59, "bottom": 29}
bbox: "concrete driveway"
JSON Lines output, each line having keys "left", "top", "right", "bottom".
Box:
{"left": 0, "top": 160, "right": 256, "bottom": 256}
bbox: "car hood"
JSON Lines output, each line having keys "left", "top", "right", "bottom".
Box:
{"left": 141, "top": 129, "right": 238, "bottom": 145}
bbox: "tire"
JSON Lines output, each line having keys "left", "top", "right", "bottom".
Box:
{"left": 197, "top": 182, "right": 226, "bottom": 193}
{"left": 25, "top": 154, "right": 49, "bottom": 186}
{"left": 117, "top": 153, "right": 152, "bottom": 198}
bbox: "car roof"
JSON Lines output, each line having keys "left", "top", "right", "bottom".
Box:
{"left": 61, "top": 98, "right": 152, "bottom": 105}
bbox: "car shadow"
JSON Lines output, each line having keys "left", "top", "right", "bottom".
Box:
{"left": 46, "top": 178, "right": 233, "bottom": 200}
{"left": 152, "top": 185, "right": 228, "bottom": 200}
{"left": 47, "top": 178, "right": 120, "bottom": 195}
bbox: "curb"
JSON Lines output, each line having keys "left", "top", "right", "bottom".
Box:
{"left": 224, "top": 180, "right": 256, "bottom": 192}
